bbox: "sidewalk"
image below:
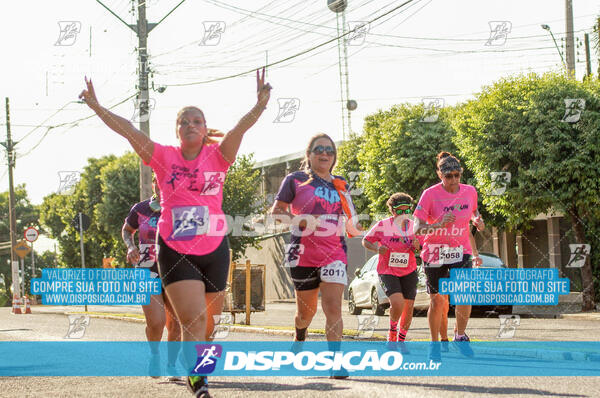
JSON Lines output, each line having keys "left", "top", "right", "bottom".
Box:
{"left": 28, "top": 299, "right": 600, "bottom": 339}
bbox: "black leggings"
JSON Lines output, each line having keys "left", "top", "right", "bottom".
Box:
{"left": 157, "top": 235, "right": 230, "bottom": 292}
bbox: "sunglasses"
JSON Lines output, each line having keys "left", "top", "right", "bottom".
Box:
{"left": 392, "top": 203, "right": 413, "bottom": 215}
{"left": 443, "top": 172, "right": 461, "bottom": 179}
{"left": 312, "top": 145, "right": 335, "bottom": 156}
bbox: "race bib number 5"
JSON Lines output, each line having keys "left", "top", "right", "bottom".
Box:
{"left": 439, "top": 246, "right": 463, "bottom": 264}
{"left": 320, "top": 260, "right": 347, "bottom": 285}
{"left": 170, "top": 206, "right": 209, "bottom": 240}
{"left": 389, "top": 252, "right": 409, "bottom": 268}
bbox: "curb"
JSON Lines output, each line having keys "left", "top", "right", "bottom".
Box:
{"left": 33, "top": 309, "right": 600, "bottom": 363}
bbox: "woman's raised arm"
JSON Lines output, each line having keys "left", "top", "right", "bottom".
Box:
{"left": 219, "top": 67, "right": 272, "bottom": 163}
{"left": 79, "top": 77, "right": 154, "bottom": 164}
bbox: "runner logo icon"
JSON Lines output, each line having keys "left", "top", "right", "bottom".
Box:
{"left": 192, "top": 344, "right": 223, "bottom": 374}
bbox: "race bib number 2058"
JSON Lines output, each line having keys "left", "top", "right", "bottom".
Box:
{"left": 439, "top": 246, "right": 463, "bottom": 264}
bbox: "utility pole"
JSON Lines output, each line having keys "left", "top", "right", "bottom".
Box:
{"left": 584, "top": 33, "right": 592, "bottom": 78}
{"left": 1, "top": 98, "right": 19, "bottom": 299}
{"left": 136, "top": 0, "right": 152, "bottom": 201}
{"left": 96, "top": 0, "right": 185, "bottom": 200}
{"left": 565, "top": 0, "right": 576, "bottom": 77}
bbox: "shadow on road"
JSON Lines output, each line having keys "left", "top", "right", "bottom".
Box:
{"left": 340, "top": 378, "right": 586, "bottom": 397}
{"left": 210, "top": 380, "right": 350, "bottom": 392}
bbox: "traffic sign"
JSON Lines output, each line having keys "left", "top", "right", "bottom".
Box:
{"left": 24, "top": 227, "right": 39, "bottom": 243}
{"left": 71, "top": 213, "right": 91, "bottom": 232}
{"left": 13, "top": 240, "right": 32, "bottom": 259}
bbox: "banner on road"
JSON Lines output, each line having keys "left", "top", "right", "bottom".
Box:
{"left": 0, "top": 341, "right": 599, "bottom": 377}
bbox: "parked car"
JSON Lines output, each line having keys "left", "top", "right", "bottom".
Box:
{"left": 348, "top": 252, "right": 512, "bottom": 316}
{"left": 348, "top": 254, "right": 388, "bottom": 315}
{"left": 414, "top": 252, "right": 512, "bottom": 314}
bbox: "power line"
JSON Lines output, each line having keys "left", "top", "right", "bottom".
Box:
{"left": 164, "top": 0, "right": 416, "bottom": 87}
{"left": 15, "top": 92, "right": 137, "bottom": 159}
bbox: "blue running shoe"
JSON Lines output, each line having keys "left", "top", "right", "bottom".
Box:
{"left": 453, "top": 333, "right": 474, "bottom": 358}
{"left": 441, "top": 339, "right": 450, "bottom": 353}
{"left": 429, "top": 341, "right": 441, "bottom": 362}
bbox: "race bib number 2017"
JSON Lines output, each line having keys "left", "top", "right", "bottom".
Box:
{"left": 170, "top": 206, "right": 209, "bottom": 240}
{"left": 320, "top": 260, "right": 347, "bottom": 285}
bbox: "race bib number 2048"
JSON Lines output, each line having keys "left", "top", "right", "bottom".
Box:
{"left": 388, "top": 252, "right": 409, "bottom": 268}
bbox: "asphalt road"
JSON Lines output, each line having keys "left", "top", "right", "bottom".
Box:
{"left": 2, "top": 310, "right": 600, "bottom": 397}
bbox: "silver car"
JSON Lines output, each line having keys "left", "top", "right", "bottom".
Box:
{"left": 348, "top": 254, "right": 429, "bottom": 315}
{"left": 348, "top": 254, "right": 389, "bottom": 315}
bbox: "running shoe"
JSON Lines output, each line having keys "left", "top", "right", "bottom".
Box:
{"left": 452, "top": 333, "right": 474, "bottom": 358}
{"left": 148, "top": 353, "right": 161, "bottom": 379}
{"left": 166, "top": 364, "right": 181, "bottom": 382}
{"left": 428, "top": 341, "right": 441, "bottom": 362}
{"left": 187, "top": 375, "right": 211, "bottom": 398}
{"left": 440, "top": 339, "right": 450, "bottom": 353}
{"left": 387, "top": 329, "right": 398, "bottom": 343}
{"left": 329, "top": 368, "right": 349, "bottom": 379}
{"left": 398, "top": 341, "right": 410, "bottom": 355}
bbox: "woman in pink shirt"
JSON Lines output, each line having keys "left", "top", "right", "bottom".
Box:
{"left": 362, "top": 192, "right": 420, "bottom": 343}
{"left": 80, "top": 70, "right": 271, "bottom": 397}
{"left": 413, "top": 152, "right": 484, "bottom": 361}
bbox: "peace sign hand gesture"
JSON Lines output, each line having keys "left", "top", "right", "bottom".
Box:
{"left": 78, "top": 77, "right": 101, "bottom": 111}
{"left": 256, "top": 67, "right": 272, "bottom": 107}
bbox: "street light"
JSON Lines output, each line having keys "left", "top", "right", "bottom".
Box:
{"left": 541, "top": 24, "right": 567, "bottom": 70}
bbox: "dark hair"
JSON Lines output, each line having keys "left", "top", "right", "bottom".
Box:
{"left": 386, "top": 192, "right": 414, "bottom": 216}
{"left": 436, "top": 151, "right": 462, "bottom": 172}
{"left": 299, "top": 133, "right": 337, "bottom": 185}
{"left": 175, "top": 106, "right": 219, "bottom": 145}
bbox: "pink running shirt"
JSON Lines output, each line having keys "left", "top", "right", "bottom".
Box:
{"left": 145, "top": 142, "right": 231, "bottom": 256}
{"left": 413, "top": 183, "right": 478, "bottom": 265}
{"left": 363, "top": 217, "right": 418, "bottom": 277}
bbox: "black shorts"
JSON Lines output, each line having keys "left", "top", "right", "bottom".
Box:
{"left": 135, "top": 262, "right": 159, "bottom": 279}
{"left": 157, "top": 235, "right": 230, "bottom": 292}
{"left": 424, "top": 254, "right": 472, "bottom": 295}
{"left": 289, "top": 266, "right": 321, "bottom": 291}
{"left": 288, "top": 263, "right": 348, "bottom": 291}
{"left": 379, "top": 271, "right": 418, "bottom": 300}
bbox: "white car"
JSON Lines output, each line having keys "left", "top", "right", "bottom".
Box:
{"left": 348, "top": 254, "right": 389, "bottom": 315}
{"left": 348, "top": 254, "right": 429, "bottom": 316}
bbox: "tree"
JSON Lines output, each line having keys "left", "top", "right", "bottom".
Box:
{"left": 95, "top": 152, "right": 139, "bottom": 265}
{"left": 336, "top": 104, "right": 480, "bottom": 216}
{"left": 40, "top": 155, "right": 119, "bottom": 269}
{"left": 452, "top": 72, "right": 600, "bottom": 310}
{"left": 334, "top": 133, "right": 370, "bottom": 216}
{"left": 0, "top": 184, "right": 39, "bottom": 300}
{"left": 222, "top": 154, "right": 263, "bottom": 261}
{"left": 40, "top": 152, "right": 264, "bottom": 266}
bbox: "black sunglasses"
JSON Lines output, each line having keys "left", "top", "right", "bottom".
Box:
{"left": 312, "top": 145, "right": 335, "bottom": 156}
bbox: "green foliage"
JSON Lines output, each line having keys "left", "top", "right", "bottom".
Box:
{"left": 0, "top": 184, "right": 39, "bottom": 299}
{"left": 334, "top": 133, "right": 369, "bottom": 215}
{"left": 452, "top": 73, "right": 600, "bottom": 226}
{"left": 337, "top": 104, "right": 480, "bottom": 218}
{"left": 451, "top": 72, "right": 600, "bottom": 307}
{"left": 222, "top": 154, "right": 263, "bottom": 261}
{"left": 95, "top": 153, "right": 139, "bottom": 265}
{"left": 39, "top": 151, "right": 263, "bottom": 267}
